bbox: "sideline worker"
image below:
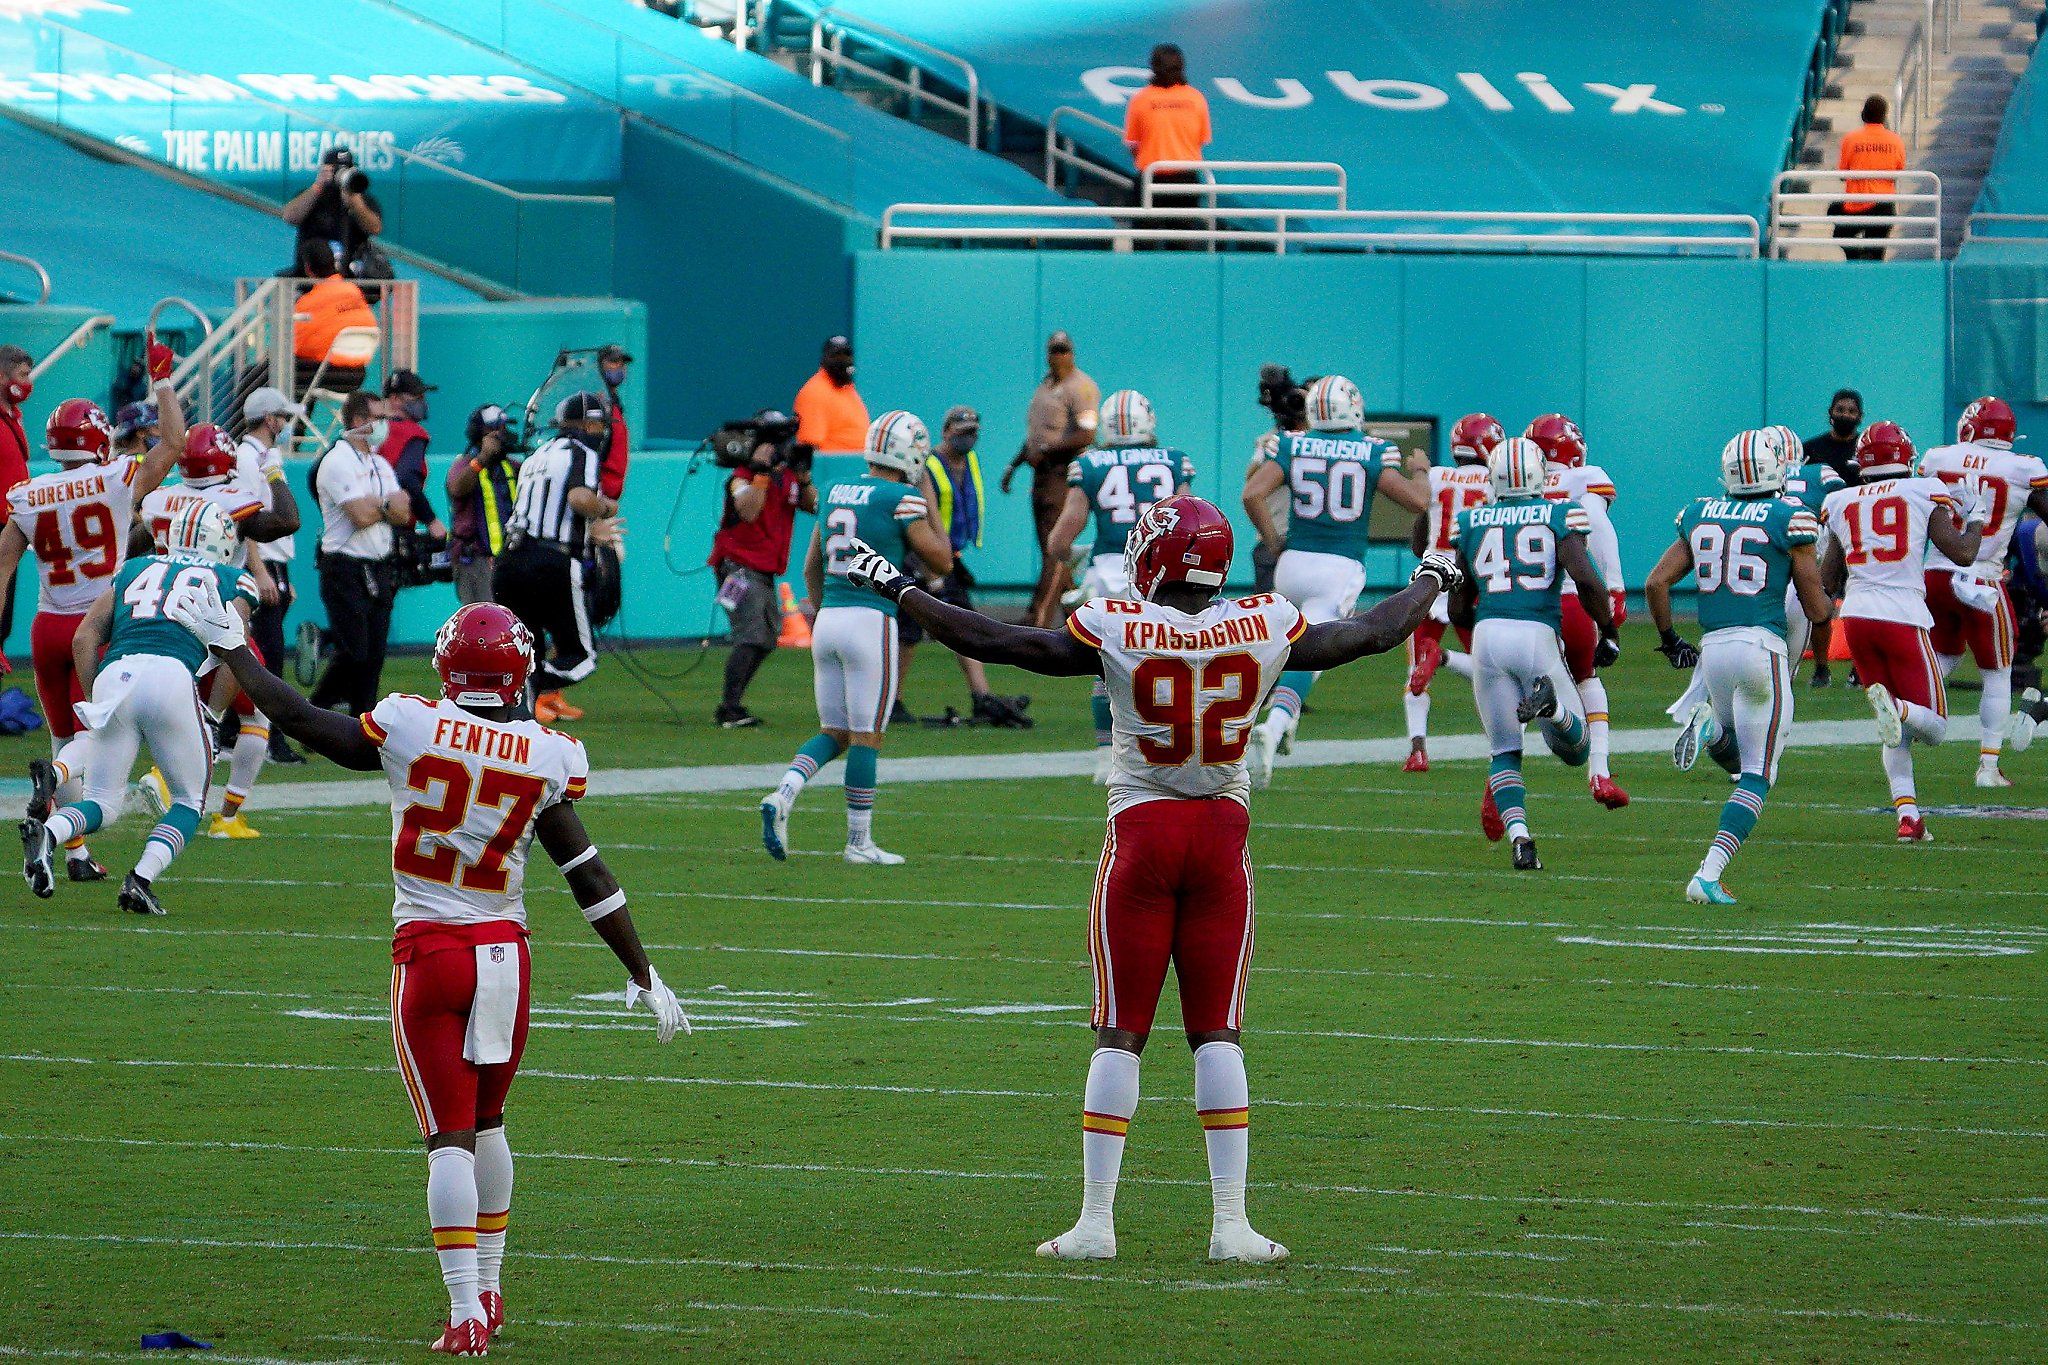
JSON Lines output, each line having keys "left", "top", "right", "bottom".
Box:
{"left": 236, "top": 386, "right": 308, "bottom": 763}
{"left": 1832, "top": 96, "right": 1907, "bottom": 263}
{"left": 445, "top": 404, "right": 521, "bottom": 606}
{"left": 1124, "top": 43, "right": 1212, "bottom": 239}
{"left": 792, "top": 336, "right": 869, "bottom": 452}
{"left": 292, "top": 242, "right": 377, "bottom": 393}
{"left": 1004, "top": 330, "right": 1099, "bottom": 621}
{"left": 707, "top": 416, "right": 817, "bottom": 728}
{"left": 310, "top": 390, "right": 410, "bottom": 716}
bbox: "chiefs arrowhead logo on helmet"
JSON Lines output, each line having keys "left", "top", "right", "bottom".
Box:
{"left": 435, "top": 603, "right": 536, "bottom": 708}
{"left": 1855, "top": 420, "right": 1916, "bottom": 476}
{"left": 1124, "top": 495, "right": 1232, "bottom": 602}
{"left": 179, "top": 424, "right": 239, "bottom": 484}
{"left": 1958, "top": 396, "right": 2016, "bottom": 447}
{"left": 1449, "top": 413, "right": 1505, "bottom": 465}
{"left": 46, "top": 399, "right": 115, "bottom": 464}
{"left": 1523, "top": 413, "right": 1586, "bottom": 468}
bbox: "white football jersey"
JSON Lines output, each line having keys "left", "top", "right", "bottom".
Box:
{"left": 4, "top": 460, "right": 140, "bottom": 614}
{"left": 1822, "top": 476, "right": 1958, "bottom": 628}
{"left": 1916, "top": 441, "right": 2048, "bottom": 575}
{"left": 1068, "top": 593, "right": 1305, "bottom": 815}
{"left": 1426, "top": 463, "right": 1492, "bottom": 552}
{"left": 1542, "top": 463, "right": 1622, "bottom": 597}
{"left": 363, "top": 693, "right": 590, "bottom": 927}
{"left": 140, "top": 480, "right": 266, "bottom": 568}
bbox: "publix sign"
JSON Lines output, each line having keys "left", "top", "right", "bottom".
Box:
{"left": 1082, "top": 67, "right": 1703, "bottom": 115}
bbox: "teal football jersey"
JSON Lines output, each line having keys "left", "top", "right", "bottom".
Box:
{"left": 1456, "top": 496, "right": 1590, "bottom": 628}
{"left": 819, "top": 475, "right": 929, "bottom": 617}
{"left": 1066, "top": 445, "right": 1196, "bottom": 552}
{"left": 1270, "top": 430, "right": 1391, "bottom": 560}
{"left": 1781, "top": 461, "right": 1844, "bottom": 517}
{"left": 101, "top": 554, "right": 258, "bottom": 676}
{"left": 1675, "top": 494, "right": 1820, "bottom": 640}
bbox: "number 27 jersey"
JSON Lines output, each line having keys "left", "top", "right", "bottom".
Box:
{"left": 1068, "top": 593, "right": 1305, "bottom": 815}
{"left": 362, "top": 693, "right": 590, "bottom": 928}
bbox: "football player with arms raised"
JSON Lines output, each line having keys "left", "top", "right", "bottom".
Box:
{"left": 1646, "top": 431, "right": 1832, "bottom": 903}
{"left": 1450, "top": 437, "right": 1616, "bottom": 870}
{"left": 163, "top": 592, "right": 687, "bottom": 1357}
{"left": 831, "top": 493, "right": 1460, "bottom": 1264}
{"left": 1400, "top": 412, "right": 1499, "bottom": 771}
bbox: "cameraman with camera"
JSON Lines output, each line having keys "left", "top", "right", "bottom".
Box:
{"left": 446, "top": 404, "right": 522, "bottom": 606}
{"left": 1246, "top": 364, "right": 1308, "bottom": 593}
{"left": 283, "top": 146, "right": 386, "bottom": 280}
{"left": 708, "top": 410, "right": 817, "bottom": 728}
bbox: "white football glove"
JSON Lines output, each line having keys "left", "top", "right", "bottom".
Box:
{"left": 1955, "top": 475, "right": 1992, "bottom": 530}
{"left": 257, "top": 448, "right": 286, "bottom": 480}
{"left": 163, "top": 577, "right": 247, "bottom": 653}
{"left": 840, "top": 537, "right": 915, "bottom": 603}
{"left": 625, "top": 965, "right": 689, "bottom": 1043}
{"left": 1412, "top": 550, "right": 1465, "bottom": 595}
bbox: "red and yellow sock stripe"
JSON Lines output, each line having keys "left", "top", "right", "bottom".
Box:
{"left": 432, "top": 1225, "right": 478, "bottom": 1251}
{"left": 1198, "top": 1107, "right": 1250, "bottom": 1132}
{"left": 1081, "top": 1110, "right": 1130, "bottom": 1139}
{"left": 477, "top": 1210, "right": 510, "bottom": 1235}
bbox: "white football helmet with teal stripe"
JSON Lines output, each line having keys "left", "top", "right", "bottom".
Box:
{"left": 864, "top": 410, "right": 930, "bottom": 475}
{"left": 1099, "top": 389, "right": 1156, "bottom": 447}
{"left": 1305, "top": 374, "right": 1364, "bottom": 432}
{"left": 1720, "top": 429, "right": 1786, "bottom": 497}
{"left": 164, "top": 500, "right": 238, "bottom": 565}
{"left": 1764, "top": 424, "right": 1803, "bottom": 467}
{"left": 1486, "top": 436, "right": 1548, "bottom": 500}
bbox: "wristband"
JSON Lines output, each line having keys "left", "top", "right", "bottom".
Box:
{"left": 558, "top": 844, "right": 598, "bottom": 873}
{"left": 580, "top": 887, "right": 626, "bottom": 923}
{"left": 751, "top": 473, "right": 771, "bottom": 488}
{"left": 469, "top": 458, "right": 485, "bottom": 474}
{"left": 1659, "top": 627, "right": 1681, "bottom": 649}
{"left": 266, "top": 468, "right": 287, "bottom": 484}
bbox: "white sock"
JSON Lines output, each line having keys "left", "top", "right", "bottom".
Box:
{"left": 43, "top": 807, "right": 86, "bottom": 848}
{"left": 1980, "top": 669, "right": 2011, "bottom": 761}
{"left": 1897, "top": 700, "right": 1947, "bottom": 746}
{"left": 1403, "top": 691, "right": 1429, "bottom": 743}
{"left": 473, "top": 1128, "right": 514, "bottom": 1295}
{"left": 427, "top": 1147, "right": 483, "bottom": 1326}
{"left": 1193, "top": 1041, "right": 1251, "bottom": 1228}
{"left": 1881, "top": 742, "right": 1919, "bottom": 821}
{"left": 1442, "top": 650, "right": 1475, "bottom": 679}
{"left": 1578, "top": 677, "right": 1611, "bottom": 778}
{"left": 222, "top": 725, "right": 269, "bottom": 815}
{"left": 1079, "top": 1047, "right": 1140, "bottom": 1226}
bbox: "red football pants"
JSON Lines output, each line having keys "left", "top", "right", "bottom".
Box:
{"left": 30, "top": 610, "right": 88, "bottom": 738}
{"left": 391, "top": 929, "right": 531, "bottom": 1138}
{"left": 1558, "top": 594, "right": 1597, "bottom": 682}
{"left": 1843, "top": 617, "right": 1947, "bottom": 715}
{"left": 1924, "top": 571, "right": 2016, "bottom": 670}
{"left": 1088, "top": 798, "right": 1255, "bottom": 1036}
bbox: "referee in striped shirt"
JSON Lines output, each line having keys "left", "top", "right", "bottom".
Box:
{"left": 493, "top": 391, "right": 618, "bottom": 721}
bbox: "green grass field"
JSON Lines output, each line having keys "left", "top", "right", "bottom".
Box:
{"left": 2, "top": 628, "right": 2044, "bottom": 1363}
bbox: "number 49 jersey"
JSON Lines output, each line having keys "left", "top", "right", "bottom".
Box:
{"left": 1456, "top": 497, "right": 1590, "bottom": 629}
{"left": 4, "top": 461, "right": 141, "bottom": 614}
{"left": 1675, "top": 495, "right": 1818, "bottom": 642}
{"left": 1820, "top": 477, "right": 1956, "bottom": 628}
{"left": 362, "top": 693, "right": 590, "bottom": 928}
{"left": 1068, "top": 593, "right": 1305, "bottom": 816}
{"left": 1068, "top": 445, "right": 1196, "bottom": 550}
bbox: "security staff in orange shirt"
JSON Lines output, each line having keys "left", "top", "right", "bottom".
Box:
{"left": 1832, "top": 96, "right": 1907, "bottom": 262}
{"left": 792, "top": 336, "right": 870, "bottom": 453}
{"left": 1124, "top": 44, "right": 1211, "bottom": 243}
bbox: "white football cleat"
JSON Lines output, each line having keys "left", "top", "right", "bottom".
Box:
{"left": 1244, "top": 722, "right": 1276, "bottom": 791}
{"left": 1864, "top": 684, "right": 1903, "bottom": 748}
{"left": 1672, "top": 701, "right": 1714, "bottom": 772}
{"left": 759, "top": 794, "right": 790, "bottom": 861}
{"left": 1092, "top": 746, "right": 1114, "bottom": 785}
{"left": 1208, "top": 1222, "right": 1289, "bottom": 1264}
{"left": 1036, "top": 1218, "right": 1115, "bottom": 1261}
{"left": 843, "top": 841, "right": 905, "bottom": 866}
{"left": 2007, "top": 688, "right": 2043, "bottom": 752}
{"left": 1975, "top": 759, "right": 2013, "bottom": 789}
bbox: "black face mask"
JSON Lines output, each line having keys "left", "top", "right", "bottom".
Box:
{"left": 1831, "top": 416, "right": 1859, "bottom": 438}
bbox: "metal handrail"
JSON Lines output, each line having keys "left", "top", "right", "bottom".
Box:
{"left": 148, "top": 296, "right": 215, "bottom": 345}
{"left": 808, "top": 5, "right": 982, "bottom": 148}
{"left": 1768, "top": 170, "right": 1942, "bottom": 259}
{"left": 1140, "top": 161, "right": 1348, "bottom": 210}
{"left": 879, "top": 203, "right": 1761, "bottom": 257}
{"left": 1044, "top": 105, "right": 1133, "bottom": 191}
{"left": 1962, "top": 213, "right": 2048, "bottom": 245}
{"left": 26, "top": 315, "right": 115, "bottom": 382}
{"left": 0, "top": 250, "right": 50, "bottom": 305}
{"left": 1895, "top": 18, "right": 1929, "bottom": 149}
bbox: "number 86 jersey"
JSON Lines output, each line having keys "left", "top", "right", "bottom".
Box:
{"left": 1068, "top": 594, "right": 1305, "bottom": 815}
{"left": 1820, "top": 477, "right": 1958, "bottom": 629}
{"left": 362, "top": 693, "right": 590, "bottom": 927}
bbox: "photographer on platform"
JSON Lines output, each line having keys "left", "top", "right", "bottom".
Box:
{"left": 708, "top": 410, "right": 817, "bottom": 728}
{"left": 446, "top": 404, "right": 522, "bottom": 606}
{"left": 283, "top": 146, "right": 386, "bottom": 280}
{"left": 1245, "top": 364, "right": 1308, "bottom": 592}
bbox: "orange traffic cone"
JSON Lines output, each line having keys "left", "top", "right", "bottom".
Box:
{"left": 776, "top": 581, "right": 812, "bottom": 648}
{"left": 1828, "top": 602, "right": 1852, "bottom": 660}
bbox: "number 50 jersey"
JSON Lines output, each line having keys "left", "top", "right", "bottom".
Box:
{"left": 362, "top": 693, "right": 590, "bottom": 927}
{"left": 1068, "top": 593, "right": 1305, "bottom": 815}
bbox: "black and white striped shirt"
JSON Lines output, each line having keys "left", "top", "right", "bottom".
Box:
{"left": 510, "top": 433, "right": 601, "bottom": 555}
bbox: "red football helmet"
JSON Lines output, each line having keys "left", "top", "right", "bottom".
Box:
{"left": 179, "top": 424, "right": 238, "bottom": 483}
{"left": 1523, "top": 413, "right": 1586, "bottom": 468}
{"left": 1124, "top": 494, "right": 1234, "bottom": 602}
{"left": 1449, "top": 412, "right": 1505, "bottom": 465}
{"left": 46, "top": 399, "right": 114, "bottom": 463}
{"left": 435, "top": 604, "right": 536, "bottom": 708}
{"left": 1958, "top": 396, "right": 2016, "bottom": 446}
{"left": 1855, "top": 420, "right": 1916, "bottom": 476}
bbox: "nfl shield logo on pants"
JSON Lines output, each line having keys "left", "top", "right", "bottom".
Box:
{"left": 489, "top": 945, "right": 506, "bottom": 963}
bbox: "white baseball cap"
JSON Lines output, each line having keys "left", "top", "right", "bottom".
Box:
{"left": 244, "top": 387, "right": 305, "bottom": 422}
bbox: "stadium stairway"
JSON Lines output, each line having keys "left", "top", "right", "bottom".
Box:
{"left": 1799, "top": 0, "right": 2044, "bottom": 251}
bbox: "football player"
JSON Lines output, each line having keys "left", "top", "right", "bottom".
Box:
{"left": 1527, "top": 413, "right": 1629, "bottom": 808}
{"left": 1449, "top": 437, "right": 1616, "bottom": 870}
{"left": 1771, "top": 424, "right": 1845, "bottom": 681}
{"left": 1400, "top": 412, "right": 1499, "bottom": 771}
{"left": 136, "top": 423, "right": 302, "bottom": 837}
{"left": 1915, "top": 396, "right": 2048, "bottom": 788}
{"left": 1239, "top": 375, "right": 1427, "bottom": 786}
{"left": 760, "top": 412, "right": 954, "bottom": 866}
{"left": 1034, "top": 389, "right": 1194, "bottom": 781}
{"left": 19, "top": 503, "right": 253, "bottom": 914}
{"left": 1819, "top": 422, "right": 1984, "bottom": 841}
{"left": 162, "top": 593, "right": 687, "bottom": 1358}
{"left": 3, "top": 348, "right": 184, "bottom": 881}
{"left": 832, "top": 494, "right": 1459, "bottom": 1264}
{"left": 1647, "top": 432, "right": 1831, "bottom": 903}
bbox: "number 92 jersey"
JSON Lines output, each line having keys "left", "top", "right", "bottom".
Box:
{"left": 361, "top": 693, "right": 590, "bottom": 927}
{"left": 1270, "top": 430, "right": 1393, "bottom": 561}
{"left": 1820, "top": 477, "right": 1956, "bottom": 628}
{"left": 1068, "top": 446, "right": 1196, "bottom": 550}
{"left": 1456, "top": 498, "right": 1589, "bottom": 629}
{"left": 1675, "top": 496, "right": 1818, "bottom": 642}
{"left": 1068, "top": 593, "right": 1305, "bottom": 815}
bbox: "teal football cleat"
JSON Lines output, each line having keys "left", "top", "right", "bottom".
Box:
{"left": 1686, "top": 875, "right": 1737, "bottom": 906}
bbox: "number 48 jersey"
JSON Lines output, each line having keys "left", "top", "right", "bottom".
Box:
{"left": 1675, "top": 495, "right": 1818, "bottom": 642}
{"left": 362, "top": 693, "right": 590, "bottom": 927}
{"left": 1068, "top": 593, "right": 1305, "bottom": 815}
{"left": 4, "top": 461, "right": 141, "bottom": 614}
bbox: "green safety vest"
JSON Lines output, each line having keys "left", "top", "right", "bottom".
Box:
{"left": 923, "top": 449, "right": 984, "bottom": 549}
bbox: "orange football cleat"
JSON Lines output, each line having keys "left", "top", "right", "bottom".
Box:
{"left": 1589, "top": 774, "right": 1629, "bottom": 809}
{"left": 431, "top": 1317, "right": 490, "bottom": 1356}
{"left": 1406, "top": 638, "right": 1443, "bottom": 696}
{"left": 1480, "top": 787, "right": 1505, "bottom": 842}
{"left": 535, "top": 691, "right": 584, "bottom": 722}
{"left": 1402, "top": 748, "right": 1429, "bottom": 774}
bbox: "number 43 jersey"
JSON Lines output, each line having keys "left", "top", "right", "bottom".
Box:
{"left": 362, "top": 693, "right": 590, "bottom": 927}
{"left": 1068, "top": 445, "right": 1196, "bottom": 550}
{"left": 1675, "top": 495, "right": 1818, "bottom": 642}
{"left": 1068, "top": 593, "right": 1305, "bottom": 815}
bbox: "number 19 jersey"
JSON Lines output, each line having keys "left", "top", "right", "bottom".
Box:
{"left": 1068, "top": 593, "right": 1305, "bottom": 815}
{"left": 1675, "top": 494, "right": 1818, "bottom": 642}
{"left": 1820, "top": 477, "right": 1956, "bottom": 628}
{"left": 362, "top": 693, "right": 590, "bottom": 927}
{"left": 4, "top": 461, "right": 141, "bottom": 614}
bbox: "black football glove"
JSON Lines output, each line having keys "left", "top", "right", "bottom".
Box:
{"left": 1593, "top": 632, "right": 1622, "bottom": 669}
{"left": 1656, "top": 627, "right": 1698, "bottom": 670}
